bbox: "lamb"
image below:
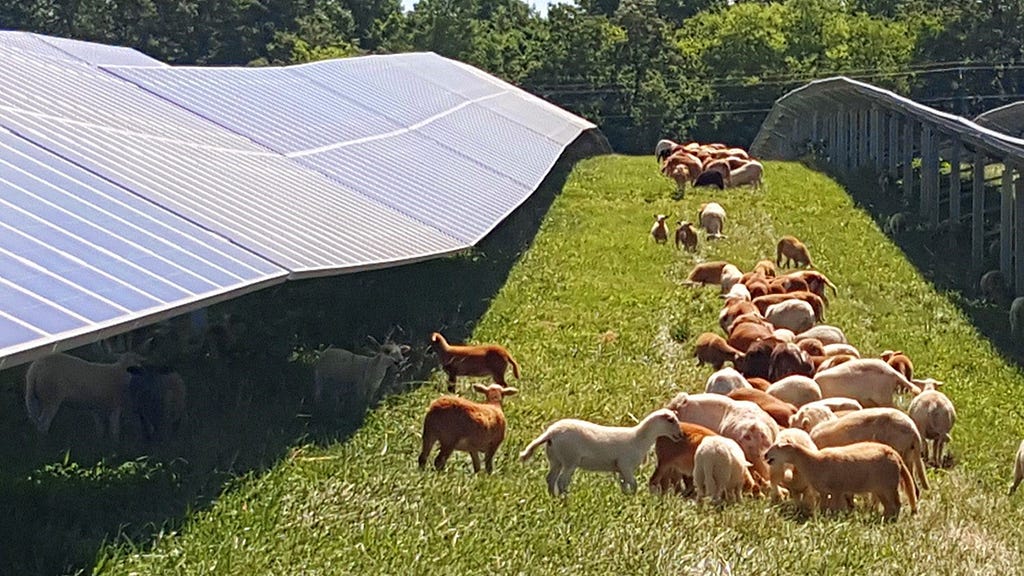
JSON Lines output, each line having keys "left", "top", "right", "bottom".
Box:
{"left": 649, "top": 422, "right": 718, "bottom": 495}
{"left": 705, "top": 367, "right": 752, "bottom": 395}
{"left": 753, "top": 260, "right": 777, "bottom": 278}
{"left": 979, "top": 269, "right": 1010, "bottom": 303}
{"left": 1010, "top": 439, "right": 1024, "bottom": 495}
{"left": 718, "top": 298, "right": 760, "bottom": 334}
{"left": 430, "top": 332, "right": 521, "bottom": 393}
{"left": 766, "top": 375, "right": 822, "bottom": 407}
{"left": 752, "top": 292, "right": 825, "bottom": 323}
{"left": 764, "top": 441, "right": 917, "bottom": 519}
{"left": 651, "top": 214, "right": 670, "bottom": 244}
{"left": 687, "top": 261, "right": 731, "bottom": 285}
{"left": 776, "top": 236, "right": 813, "bottom": 268}
{"left": 796, "top": 338, "right": 826, "bottom": 357}
{"left": 722, "top": 282, "right": 752, "bottom": 301}
{"left": 795, "top": 325, "right": 847, "bottom": 345}
{"left": 814, "top": 358, "right": 921, "bottom": 408}
{"left": 418, "top": 383, "right": 518, "bottom": 473}
{"left": 769, "top": 342, "right": 814, "bottom": 381}
{"left": 727, "top": 160, "right": 764, "bottom": 190}
{"left": 693, "top": 435, "right": 757, "bottom": 504}
{"left": 772, "top": 328, "right": 796, "bottom": 343}
{"left": 809, "top": 407, "right": 929, "bottom": 493}
{"left": 720, "top": 264, "right": 744, "bottom": 293}
{"left": 675, "top": 221, "right": 699, "bottom": 251}
{"left": 880, "top": 350, "right": 913, "bottom": 381}
{"left": 733, "top": 339, "right": 775, "bottom": 380}
{"left": 698, "top": 202, "right": 727, "bottom": 239}
{"left": 784, "top": 270, "right": 838, "bottom": 301}
{"left": 768, "top": 428, "right": 817, "bottom": 504}
{"left": 727, "top": 322, "right": 776, "bottom": 353}
{"left": 1012, "top": 297, "right": 1024, "bottom": 340}
{"left": 519, "top": 408, "right": 682, "bottom": 496}
{"left": 765, "top": 300, "right": 816, "bottom": 334}
{"left": 821, "top": 343, "right": 860, "bottom": 357}
{"left": 694, "top": 332, "right": 745, "bottom": 369}
{"left": 907, "top": 379, "right": 956, "bottom": 467}
{"left": 314, "top": 340, "right": 411, "bottom": 408}
{"left": 24, "top": 351, "right": 145, "bottom": 438}
{"left": 693, "top": 170, "right": 725, "bottom": 190}
{"left": 126, "top": 365, "right": 186, "bottom": 441}
{"left": 788, "top": 403, "right": 836, "bottom": 432}
{"left": 727, "top": 388, "right": 797, "bottom": 427}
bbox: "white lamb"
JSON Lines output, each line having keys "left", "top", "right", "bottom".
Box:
{"left": 765, "top": 300, "right": 815, "bottom": 334}
{"left": 788, "top": 404, "right": 836, "bottom": 432}
{"left": 822, "top": 343, "right": 860, "bottom": 358}
{"left": 766, "top": 375, "right": 822, "bottom": 407}
{"left": 699, "top": 202, "right": 727, "bottom": 239}
{"left": 720, "top": 264, "right": 744, "bottom": 293}
{"left": 705, "top": 367, "right": 752, "bottom": 395}
{"left": 24, "top": 352, "right": 145, "bottom": 438}
{"left": 693, "top": 435, "right": 755, "bottom": 504}
{"left": 519, "top": 408, "right": 682, "bottom": 496}
{"left": 795, "top": 325, "right": 848, "bottom": 346}
{"left": 907, "top": 379, "right": 956, "bottom": 466}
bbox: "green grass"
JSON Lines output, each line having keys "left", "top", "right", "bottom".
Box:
{"left": 29, "top": 156, "right": 1024, "bottom": 573}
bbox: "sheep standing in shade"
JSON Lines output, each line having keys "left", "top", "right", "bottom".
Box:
{"left": 519, "top": 408, "right": 682, "bottom": 496}
{"left": 1012, "top": 297, "right": 1024, "bottom": 341}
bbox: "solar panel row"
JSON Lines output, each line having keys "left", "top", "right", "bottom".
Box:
{"left": 0, "top": 32, "right": 596, "bottom": 368}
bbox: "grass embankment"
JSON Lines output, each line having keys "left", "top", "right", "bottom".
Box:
{"left": 98, "top": 156, "right": 1024, "bottom": 574}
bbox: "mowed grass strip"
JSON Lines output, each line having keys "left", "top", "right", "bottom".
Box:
{"left": 98, "top": 156, "right": 1024, "bottom": 575}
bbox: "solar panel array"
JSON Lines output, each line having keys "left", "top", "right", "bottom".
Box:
{"left": 0, "top": 31, "right": 597, "bottom": 368}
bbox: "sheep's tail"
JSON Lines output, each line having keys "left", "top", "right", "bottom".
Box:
{"left": 508, "top": 355, "right": 521, "bottom": 380}
{"left": 825, "top": 277, "right": 838, "bottom": 295}
{"left": 519, "top": 429, "right": 553, "bottom": 462}
{"left": 899, "top": 460, "right": 918, "bottom": 514}
{"left": 24, "top": 368, "right": 42, "bottom": 426}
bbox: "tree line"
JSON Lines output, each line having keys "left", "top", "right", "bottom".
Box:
{"left": 3, "top": 0, "right": 1023, "bottom": 151}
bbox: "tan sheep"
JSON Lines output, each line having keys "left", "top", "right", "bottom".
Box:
{"left": 788, "top": 404, "right": 837, "bottom": 432}
{"left": 814, "top": 358, "right": 921, "bottom": 408}
{"left": 649, "top": 422, "right": 718, "bottom": 495}
{"left": 693, "top": 435, "right": 757, "bottom": 504}
{"left": 776, "top": 235, "right": 813, "bottom": 268}
{"left": 907, "top": 379, "right": 955, "bottom": 467}
{"left": 687, "top": 261, "right": 731, "bottom": 285}
{"left": 694, "top": 332, "right": 745, "bottom": 370}
{"left": 769, "top": 427, "right": 818, "bottom": 505}
{"left": 766, "top": 375, "right": 822, "bottom": 407}
{"left": 418, "top": 383, "right": 518, "bottom": 473}
{"left": 698, "top": 202, "right": 727, "bottom": 239}
{"left": 880, "top": 350, "right": 913, "bottom": 381}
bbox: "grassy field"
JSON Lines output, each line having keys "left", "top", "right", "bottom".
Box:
{"left": 11, "top": 155, "right": 1024, "bottom": 574}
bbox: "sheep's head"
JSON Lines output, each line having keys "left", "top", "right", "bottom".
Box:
{"left": 474, "top": 383, "right": 518, "bottom": 404}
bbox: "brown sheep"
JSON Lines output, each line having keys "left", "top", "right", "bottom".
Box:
{"left": 796, "top": 338, "right": 826, "bottom": 357}
{"left": 418, "top": 383, "right": 518, "bottom": 473}
{"left": 776, "top": 236, "right": 814, "bottom": 268}
{"left": 694, "top": 332, "right": 745, "bottom": 369}
{"left": 649, "top": 422, "right": 719, "bottom": 495}
{"left": 769, "top": 343, "right": 815, "bottom": 382}
{"left": 727, "top": 323, "right": 776, "bottom": 353}
{"left": 687, "top": 261, "right": 731, "bottom": 285}
{"left": 764, "top": 441, "right": 917, "bottom": 519}
{"left": 651, "top": 214, "right": 669, "bottom": 244}
{"left": 430, "top": 332, "right": 521, "bottom": 393}
{"left": 674, "top": 221, "right": 698, "bottom": 251}
{"left": 719, "top": 298, "right": 760, "bottom": 333}
{"left": 880, "top": 350, "right": 913, "bottom": 381}
{"left": 746, "top": 377, "right": 772, "bottom": 391}
{"left": 768, "top": 275, "right": 811, "bottom": 295}
{"left": 727, "top": 388, "right": 797, "bottom": 427}
{"left": 785, "top": 270, "right": 838, "bottom": 300}
{"left": 734, "top": 339, "right": 775, "bottom": 380}
{"left": 753, "top": 260, "right": 778, "bottom": 278}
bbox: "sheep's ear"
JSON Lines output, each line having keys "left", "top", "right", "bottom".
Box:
{"left": 399, "top": 345, "right": 411, "bottom": 355}
{"left": 367, "top": 335, "right": 382, "bottom": 349}
{"left": 472, "top": 383, "right": 488, "bottom": 394}
{"left": 502, "top": 387, "right": 519, "bottom": 397}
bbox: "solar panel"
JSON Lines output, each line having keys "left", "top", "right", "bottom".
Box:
{"left": 0, "top": 126, "right": 286, "bottom": 368}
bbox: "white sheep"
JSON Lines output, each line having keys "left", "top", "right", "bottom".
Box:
{"left": 795, "top": 325, "right": 848, "bottom": 346}
{"left": 766, "top": 375, "right": 822, "bottom": 407}
{"left": 651, "top": 214, "right": 670, "bottom": 244}
{"left": 727, "top": 160, "right": 764, "bottom": 190}
{"left": 765, "top": 300, "right": 815, "bottom": 334}
{"left": 801, "top": 397, "right": 863, "bottom": 413}
{"left": 769, "top": 427, "right": 818, "bottom": 504}
{"left": 907, "top": 379, "right": 956, "bottom": 467}
{"left": 705, "top": 367, "right": 752, "bottom": 395}
{"left": 788, "top": 403, "right": 836, "bottom": 432}
{"left": 720, "top": 264, "right": 743, "bottom": 293}
{"left": 722, "top": 283, "right": 751, "bottom": 301}
{"left": 519, "top": 408, "right": 682, "bottom": 496}
{"left": 814, "top": 358, "right": 921, "bottom": 408}
{"left": 1010, "top": 439, "right": 1024, "bottom": 495}
{"left": 822, "top": 343, "right": 860, "bottom": 358}
{"left": 699, "top": 202, "right": 727, "bottom": 239}
{"left": 24, "top": 352, "right": 145, "bottom": 438}
{"left": 693, "top": 435, "right": 755, "bottom": 504}
{"left": 314, "top": 341, "right": 410, "bottom": 409}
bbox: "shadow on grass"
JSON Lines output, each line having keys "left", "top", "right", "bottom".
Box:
{"left": 808, "top": 158, "right": 1023, "bottom": 365}
{"left": 0, "top": 133, "right": 610, "bottom": 576}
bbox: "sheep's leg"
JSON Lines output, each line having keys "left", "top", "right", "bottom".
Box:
{"left": 418, "top": 436, "right": 436, "bottom": 470}
{"left": 484, "top": 445, "right": 498, "bottom": 474}
{"left": 108, "top": 408, "right": 121, "bottom": 440}
{"left": 445, "top": 370, "right": 457, "bottom": 393}
{"left": 434, "top": 444, "right": 455, "bottom": 471}
{"left": 35, "top": 401, "right": 60, "bottom": 433}
{"left": 546, "top": 465, "right": 562, "bottom": 496}
{"left": 616, "top": 462, "right": 638, "bottom": 494}
{"left": 557, "top": 465, "right": 577, "bottom": 495}
{"left": 469, "top": 451, "right": 482, "bottom": 473}
{"left": 878, "top": 489, "right": 900, "bottom": 519}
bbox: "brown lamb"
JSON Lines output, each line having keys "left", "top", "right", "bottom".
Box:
{"left": 418, "top": 383, "right": 518, "bottom": 473}
{"left": 430, "top": 332, "right": 521, "bottom": 393}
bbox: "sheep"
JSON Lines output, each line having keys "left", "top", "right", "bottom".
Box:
{"left": 126, "top": 365, "right": 186, "bottom": 441}
{"left": 753, "top": 260, "right": 777, "bottom": 278}
{"left": 651, "top": 214, "right": 670, "bottom": 244}
{"left": 675, "top": 221, "right": 698, "bottom": 251}
{"left": 733, "top": 339, "right": 775, "bottom": 380}
{"left": 766, "top": 375, "right": 822, "bottom": 407}
{"left": 693, "top": 435, "right": 757, "bottom": 504}
{"left": 727, "top": 388, "right": 797, "bottom": 427}
{"left": 728, "top": 160, "right": 764, "bottom": 190}
{"left": 907, "top": 379, "right": 955, "bottom": 467}
{"left": 753, "top": 292, "right": 825, "bottom": 323}
{"left": 519, "top": 408, "right": 682, "bottom": 495}
{"left": 881, "top": 350, "right": 913, "bottom": 381}
{"left": 705, "top": 367, "right": 752, "bottom": 395}
{"left": 694, "top": 333, "right": 745, "bottom": 370}
{"left": 795, "top": 325, "right": 847, "bottom": 346}
{"left": 769, "top": 342, "right": 814, "bottom": 381}
{"left": 418, "top": 383, "right": 518, "bottom": 473}
{"left": 314, "top": 341, "right": 411, "bottom": 408}
{"left": 784, "top": 270, "right": 838, "bottom": 301}
{"left": 814, "top": 358, "right": 921, "bottom": 408}
{"left": 745, "top": 278, "right": 771, "bottom": 299}
{"left": 822, "top": 343, "right": 860, "bottom": 357}
{"left": 1012, "top": 297, "right": 1024, "bottom": 340}
{"left": 796, "top": 338, "right": 825, "bottom": 357}
{"left": 772, "top": 328, "right": 796, "bottom": 342}
{"left": 788, "top": 403, "right": 837, "bottom": 432}
{"left": 722, "top": 282, "right": 752, "bottom": 301}
{"left": 979, "top": 269, "right": 1010, "bottom": 303}
{"left": 694, "top": 170, "right": 725, "bottom": 190}
{"left": 718, "top": 298, "right": 760, "bottom": 334}
{"left": 764, "top": 441, "right": 917, "bottom": 519}
{"left": 768, "top": 428, "right": 817, "bottom": 504}
{"left": 698, "top": 202, "right": 727, "bottom": 239}
{"left": 24, "top": 352, "right": 145, "bottom": 438}
{"left": 776, "top": 236, "right": 813, "bottom": 269}
{"left": 649, "top": 422, "right": 718, "bottom": 495}
{"left": 746, "top": 377, "right": 772, "bottom": 391}
{"left": 702, "top": 159, "right": 733, "bottom": 185}
{"left": 1010, "top": 439, "right": 1024, "bottom": 495}
{"left": 667, "top": 164, "right": 692, "bottom": 191}
{"left": 816, "top": 354, "right": 857, "bottom": 372}
{"left": 655, "top": 139, "right": 677, "bottom": 161}
{"left": 687, "top": 261, "right": 731, "bottom": 285}
{"left": 809, "top": 407, "right": 929, "bottom": 494}
{"left": 429, "top": 332, "right": 521, "bottom": 393}
{"left": 727, "top": 322, "right": 776, "bottom": 353}
{"left": 765, "top": 300, "right": 816, "bottom": 334}
{"left": 665, "top": 392, "right": 779, "bottom": 483}
{"left": 720, "top": 264, "right": 744, "bottom": 293}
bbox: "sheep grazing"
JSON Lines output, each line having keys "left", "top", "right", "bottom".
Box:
{"left": 795, "top": 324, "right": 847, "bottom": 346}
{"left": 728, "top": 160, "right": 764, "bottom": 190}
{"left": 1011, "top": 439, "right": 1024, "bottom": 495}
{"left": 1011, "top": 297, "right": 1024, "bottom": 340}
{"left": 127, "top": 365, "right": 186, "bottom": 441}
{"left": 727, "top": 388, "right": 797, "bottom": 427}
{"left": 880, "top": 350, "right": 913, "bottom": 381}
{"left": 764, "top": 441, "right": 917, "bottom": 519}
{"left": 768, "top": 428, "right": 817, "bottom": 504}
{"left": 796, "top": 338, "right": 825, "bottom": 357}
{"left": 694, "top": 170, "right": 725, "bottom": 190}
{"left": 687, "top": 261, "right": 731, "bottom": 285}
{"left": 822, "top": 343, "right": 860, "bottom": 358}
{"left": 734, "top": 339, "right": 775, "bottom": 380}
{"left": 693, "top": 435, "right": 757, "bottom": 504}
{"left": 24, "top": 351, "right": 145, "bottom": 438}
{"left": 723, "top": 282, "right": 752, "bottom": 301}
{"left": 694, "top": 332, "right": 745, "bottom": 370}
{"left": 753, "top": 260, "right": 777, "bottom": 278}
{"left": 788, "top": 403, "right": 836, "bottom": 432}
{"left": 651, "top": 214, "right": 670, "bottom": 244}
{"left": 705, "top": 367, "right": 752, "bottom": 395}
{"left": 655, "top": 139, "right": 677, "bottom": 161}
{"left": 766, "top": 375, "right": 822, "bottom": 407}
{"left": 809, "top": 407, "right": 929, "bottom": 494}
{"left": 519, "top": 408, "right": 682, "bottom": 496}
{"left": 907, "top": 379, "right": 956, "bottom": 467}
{"left": 429, "top": 332, "right": 521, "bottom": 393}
{"left": 769, "top": 342, "right": 814, "bottom": 381}
{"left": 649, "top": 422, "right": 718, "bottom": 495}
{"left": 718, "top": 298, "right": 758, "bottom": 333}
{"left": 746, "top": 377, "right": 772, "bottom": 391}
{"left": 727, "top": 322, "right": 775, "bottom": 353}
{"left": 776, "top": 236, "right": 813, "bottom": 269}
{"left": 752, "top": 292, "right": 825, "bottom": 323}
{"left": 418, "top": 383, "right": 518, "bottom": 473}
{"left": 698, "top": 202, "right": 727, "bottom": 239}
{"left": 765, "top": 300, "right": 816, "bottom": 334}
{"left": 675, "top": 221, "right": 698, "bottom": 251}
{"left": 979, "top": 269, "right": 1010, "bottom": 303}
{"left": 720, "top": 264, "right": 744, "bottom": 293}
{"left": 785, "top": 270, "right": 838, "bottom": 300}
{"left": 314, "top": 339, "right": 411, "bottom": 409}
{"left": 814, "top": 358, "right": 921, "bottom": 408}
